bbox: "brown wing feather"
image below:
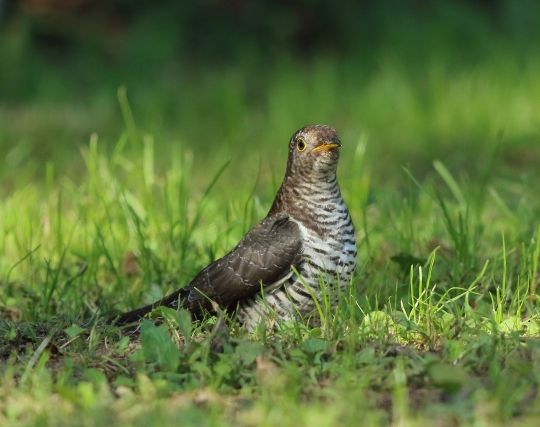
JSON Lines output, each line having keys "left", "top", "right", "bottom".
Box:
{"left": 113, "top": 215, "right": 302, "bottom": 324}
{"left": 183, "top": 215, "right": 302, "bottom": 314}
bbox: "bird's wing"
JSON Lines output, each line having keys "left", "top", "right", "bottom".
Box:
{"left": 181, "top": 215, "right": 303, "bottom": 315}
{"left": 112, "top": 215, "right": 302, "bottom": 325}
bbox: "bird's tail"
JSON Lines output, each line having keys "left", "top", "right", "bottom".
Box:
{"left": 111, "top": 287, "right": 191, "bottom": 326}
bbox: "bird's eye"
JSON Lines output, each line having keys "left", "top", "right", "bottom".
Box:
{"left": 296, "top": 138, "right": 306, "bottom": 152}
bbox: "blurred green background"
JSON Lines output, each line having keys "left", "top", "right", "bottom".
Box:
{"left": 1, "top": 0, "right": 539, "bottom": 191}
{"left": 2, "top": 6, "right": 540, "bottom": 424}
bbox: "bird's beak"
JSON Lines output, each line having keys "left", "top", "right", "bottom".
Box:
{"left": 311, "top": 142, "right": 341, "bottom": 153}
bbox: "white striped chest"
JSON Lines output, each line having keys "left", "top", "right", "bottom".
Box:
{"left": 292, "top": 204, "right": 357, "bottom": 284}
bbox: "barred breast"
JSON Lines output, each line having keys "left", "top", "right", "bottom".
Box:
{"left": 237, "top": 176, "right": 357, "bottom": 330}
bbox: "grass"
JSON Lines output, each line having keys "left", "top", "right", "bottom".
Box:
{"left": 2, "top": 41, "right": 540, "bottom": 426}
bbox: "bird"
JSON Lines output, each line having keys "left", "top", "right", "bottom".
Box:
{"left": 113, "top": 125, "right": 357, "bottom": 330}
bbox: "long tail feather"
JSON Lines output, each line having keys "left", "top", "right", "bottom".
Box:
{"left": 111, "top": 287, "right": 190, "bottom": 325}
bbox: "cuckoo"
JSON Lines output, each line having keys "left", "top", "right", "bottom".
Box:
{"left": 114, "top": 125, "right": 357, "bottom": 329}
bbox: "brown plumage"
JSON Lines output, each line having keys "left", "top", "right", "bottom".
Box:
{"left": 113, "top": 125, "right": 356, "bottom": 328}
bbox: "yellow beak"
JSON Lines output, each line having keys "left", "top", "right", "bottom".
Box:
{"left": 311, "top": 142, "right": 341, "bottom": 153}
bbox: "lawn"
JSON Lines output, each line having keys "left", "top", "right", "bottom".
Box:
{"left": 2, "top": 5, "right": 540, "bottom": 426}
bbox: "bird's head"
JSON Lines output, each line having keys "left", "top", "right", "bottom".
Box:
{"left": 285, "top": 125, "right": 342, "bottom": 179}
